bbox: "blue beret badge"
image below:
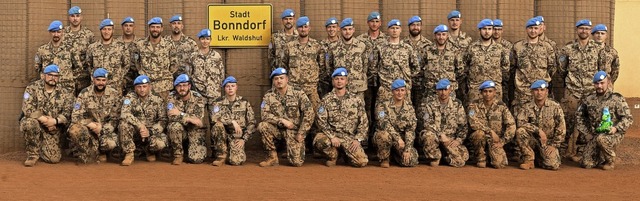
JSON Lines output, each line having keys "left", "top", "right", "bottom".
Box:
{"left": 23, "top": 92, "right": 30, "bottom": 100}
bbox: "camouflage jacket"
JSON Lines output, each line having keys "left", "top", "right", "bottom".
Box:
{"left": 515, "top": 99, "right": 566, "bottom": 147}
{"left": 372, "top": 40, "right": 420, "bottom": 88}
{"left": 71, "top": 85, "right": 122, "bottom": 134}
{"left": 166, "top": 90, "right": 206, "bottom": 127}
{"left": 34, "top": 40, "right": 82, "bottom": 85}
{"left": 132, "top": 37, "right": 178, "bottom": 92}
{"left": 328, "top": 37, "right": 372, "bottom": 92}
{"left": 447, "top": 31, "right": 472, "bottom": 49}
{"left": 576, "top": 90, "right": 634, "bottom": 135}
{"left": 463, "top": 39, "right": 510, "bottom": 86}
{"left": 260, "top": 86, "right": 314, "bottom": 136}
{"left": 375, "top": 99, "right": 417, "bottom": 151}
{"left": 423, "top": 42, "right": 464, "bottom": 91}
{"left": 64, "top": 25, "right": 95, "bottom": 77}
{"left": 22, "top": 80, "right": 74, "bottom": 126}
{"left": 187, "top": 48, "right": 225, "bottom": 100}
{"left": 120, "top": 91, "right": 167, "bottom": 135}
{"left": 403, "top": 35, "right": 433, "bottom": 86}
{"left": 316, "top": 90, "right": 368, "bottom": 141}
{"left": 597, "top": 44, "right": 620, "bottom": 83}
{"left": 558, "top": 39, "right": 602, "bottom": 99}
{"left": 421, "top": 97, "right": 468, "bottom": 141}
{"left": 468, "top": 99, "right": 516, "bottom": 144}
{"left": 164, "top": 34, "right": 198, "bottom": 75}
{"left": 210, "top": 96, "right": 256, "bottom": 141}
{"left": 86, "top": 40, "right": 131, "bottom": 90}
{"left": 268, "top": 29, "right": 298, "bottom": 70}
{"left": 356, "top": 31, "right": 388, "bottom": 50}
{"left": 539, "top": 34, "right": 557, "bottom": 50}
{"left": 511, "top": 40, "right": 557, "bottom": 93}
{"left": 497, "top": 38, "right": 513, "bottom": 54}
{"left": 281, "top": 38, "right": 326, "bottom": 86}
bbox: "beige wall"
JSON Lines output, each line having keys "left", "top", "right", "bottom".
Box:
{"left": 614, "top": 0, "right": 640, "bottom": 97}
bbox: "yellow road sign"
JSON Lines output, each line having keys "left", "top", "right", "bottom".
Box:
{"left": 207, "top": 4, "right": 272, "bottom": 48}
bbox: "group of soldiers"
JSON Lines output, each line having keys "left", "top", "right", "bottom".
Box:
{"left": 21, "top": 6, "right": 633, "bottom": 171}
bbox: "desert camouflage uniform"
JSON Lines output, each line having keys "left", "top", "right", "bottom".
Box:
{"left": 210, "top": 96, "right": 256, "bottom": 165}
{"left": 268, "top": 29, "right": 298, "bottom": 70}
{"left": 448, "top": 31, "right": 472, "bottom": 50}
{"left": 20, "top": 80, "right": 74, "bottom": 163}
{"left": 420, "top": 97, "right": 469, "bottom": 167}
{"left": 68, "top": 85, "right": 121, "bottom": 163}
{"left": 281, "top": 38, "right": 326, "bottom": 112}
{"left": 373, "top": 99, "right": 419, "bottom": 167}
{"left": 372, "top": 40, "right": 420, "bottom": 103}
{"left": 34, "top": 41, "right": 82, "bottom": 92}
{"left": 515, "top": 99, "right": 565, "bottom": 170}
{"left": 187, "top": 48, "right": 225, "bottom": 103}
{"left": 86, "top": 40, "right": 131, "bottom": 94}
{"left": 166, "top": 90, "right": 207, "bottom": 163}
{"left": 404, "top": 35, "right": 432, "bottom": 107}
{"left": 259, "top": 86, "right": 314, "bottom": 166}
{"left": 165, "top": 34, "right": 198, "bottom": 76}
{"left": 577, "top": 90, "right": 633, "bottom": 168}
{"left": 131, "top": 37, "right": 177, "bottom": 95}
{"left": 119, "top": 92, "right": 167, "bottom": 156}
{"left": 511, "top": 40, "right": 557, "bottom": 107}
{"left": 597, "top": 45, "right": 620, "bottom": 84}
{"left": 356, "top": 32, "right": 387, "bottom": 53}
{"left": 318, "top": 38, "right": 340, "bottom": 97}
{"left": 468, "top": 99, "right": 516, "bottom": 168}
{"left": 64, "top": 26, "right": 95, "bottom": 94}
{"left": 314, "top": 90, "right": 369, "bottom": 167}
{"left": 539, "top": 34, "right": 557, "bottom": 50}
{"left": 115, "top": 36, "right": 141, "bottom": 94}
{"left": 422, "top": 43, "right": 464, "bottom": 100}
{"left": 463, "top": 40, "right": 510, "bottom": 103}
{"left": 327, "top": 37, "right": 372, "bottom": 99}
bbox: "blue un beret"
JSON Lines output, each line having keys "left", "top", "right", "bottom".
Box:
{"left": 388, "top": 19, "right": 401, "bottom": 28}
{"left": 530, "top": 80, "right": 548, "bottom": 89}
{"left": 170, "top": 15, "right": 182, "bottom": 23}
{"left": 325, "top": 17, "right": 338, "bottom": 27}
{"left": 436, "top": 79, "right": 451, "bottom": 90}
{"left": 93, "top": 68, "right": 108, "bottom": 78}
{"left": 535, "top": 16, "right": 545, "bottom": 23}
{"left": 100, "top": 19, "right": 114, "bottom": 30}
{"left": 174, "top": 74, "right": 190, "bottom": 86}
{"left": 222, "top": 76, "right": 237, "bottom": 87}
{"left": 340, "top": 18, "right": 354, "bottom": 28}
{"left": 391, "top": 79, "right": 406, "bottom": 90}
{"left": 368, "top": 11, "right": 381, "bottom": 21}
{"left": 592, "top": 24, "right": 608, "bottom": 34}
{"left": 593, "top": 71, "right": 608, "bottom": 83}
{"left": 408, "top": 16, "right": 422, "bottom": 25}
{"left": 433, "top": 24, "right": 449, "bottom": 34}
{"left": 68, "top": 6, "right": 81, "bottom": 15}
{"left": 447, "top": 10, "right": 461, "bottom": 19}
{"left": 576, "top": 19, "right": 592, "bottom": 27}
{"left": 493, "top": 19, "right": 504, "bottom": 28}
{"left": 48, "top": 20, "right": 63, "bottom": 31}
{"left": 43, "top": 64, "right": 60, "bottom": 74}
{"left": 148, "top": 17, "right": 163, "bottom": 25}
{"left": 197, "top": 28, "right": 211, "bottom": 38}
{"left": 121, "top": 17, "right": 134, "bottom": 25}
{"left": 526, "top": 18, "right": 541, "bottom": 28}
{"left": 296, "top": 16, "right": 310, "bottom": 27}
{"left": 270, "top": 67, "right": 287, "bottom": 79}
{"left": 281, "top": 9, "right": 295, "bottom": 18}
{"left": 479, "top": 80, "right": 496, "bottom": 90}
{"left": 134, "top": 75, "right": 150, "bottom": 85}
{"left": 332, "top": 67, "right": 348, "bottom": 78}
{"left": 477, "top": 19, "right": 494, "bottom": 29}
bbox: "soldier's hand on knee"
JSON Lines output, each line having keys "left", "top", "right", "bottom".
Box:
{"left": 544, "top": 146, "right": 556, "bottom": 156}
{"left": 330, "top": 137, "right": 340, "bottom": 148}
{"left": 349, "top": 140, "right": 360, "bottom": 153}
{"left": 490, "top": 130, "right": 500, "bottom": 143}
{"left": 403, "top": 151, "right": 410, "bottom": 164}
{"left": 397, "top": 139, "right": 405, "bottom": 150}
{"left": 47, "top": 125, "right": 57, "bottom": 132}
{"left": 280, "top": 119, "right": 294, "bottom": 129}
{"left": 449, "top": 139, "right": 461, "bottom": 147}
{"left": 140, "top": 127, "right": 150, "bottom": 138}
{"left": 233, "top": 139, "right": 245, "bottom": 149}
{"left": 232, "top": 121, "right": 242, "bottom": 135}
{"left": 189, "top": 117, "right": 203, "bottom": 128}
{"left": 296, "top": 134, "right": 304, "bottom": 143}
{"left": 539, "top": 129, "right": 548, "bottom": 145}
{"left": 43, "top": 117, "right": 57, "bottom": 128}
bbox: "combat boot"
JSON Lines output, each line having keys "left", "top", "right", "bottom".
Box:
{"left": 172, "top": 155, "right": 183, "bottom": 165}
{"left": 570, "top": 155, "right": 582, "bottom": 163}
{"left": 429, "top": 159, "right": 440, "bottom": 167}
{"left": 98, "top": 154, "right": 108, "bottom": 163}
{"left": 380, "top": 159, "right": 390, "bottom": 168}
{"left": 476, "top": 161, "right": 486, "bottom": 168}
{"left": 145, "top": 149, "right": 156, "bottom": 162}
{"left": 602, "top": 162, "right": 615, "bottom": 171}
{"left": 121, "top": 152, "right": 134, "bottom": 166}
{"left": 325, "top": 159, "right": 337, "bottom": 167}
{"left": 24, "top": 156, "right": 38, "bottom": 167}
{"left": 519, "top": 161, "right": 535, "bottom": 170}
{"left": 212, "top": 156, "right": 226, "bottom": 166}
{"left": 259, "top": 151, "right": 279, "bottom": 167}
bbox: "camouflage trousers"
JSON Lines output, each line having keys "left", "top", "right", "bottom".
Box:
{"left": 467, "top": 83, "right": 503, "bottom": 105}
{"left": 167, "top": 122, "right": 207, "bottom": 164}
{"left": 411, "top": 83, "right": 425, "bottom": 110}
{"left": 119, "top": 122, "right": 167, "bottom": 154}
{"left": 560, "top": 92, "right": 581, "bottom": 157}
{"left": 515, "top": 128, "right": 561, "bottom": 170}
{"left": 313, "top": 132, "right": 368, "bottom": 167}
{"left": 258, "top": 122, "right": 305, "bottom": 166}
{"left": 469, "top": 130, "right": 508, "bottom": 168}
{"left": 580, "top": 132, "right": 623, "bottom": 168}
{"left": 300, "top": 84, "right": 320, "bottom": 112}
{"left": 373, "top": 131, "right": 418, "bottom": 167}
{"left": 420, "top": 131, "right": 469, "bottom": 167}
{"left": 20, "top": 118, "right": 62, "bottom": 163}
{"left": 212, "top": 122, "right": 247, "bottom": 166}
{"left": 68, "top": 123, "right": 118, "bottom": 162}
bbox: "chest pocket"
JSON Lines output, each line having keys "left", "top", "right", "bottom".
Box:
{"left": 232, "top": 103, "right": 247, "bottom": 125}
{"left": 285, "top": 100, "right": 299, "bottom": 119}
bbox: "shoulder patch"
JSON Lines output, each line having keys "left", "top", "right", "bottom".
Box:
{"left": 167, "top": 103, "right": 174, "bottom": 110}
{"left": 325, "top": 53, "right": 330, "bottom": 60}
{"left": 74, "top": 102, "right": 81, "bottom": 110}
{"left": 123, "top": 99, "right": 131, "bottom": 105}
{"left": 34, "top": 55, "right": 40, "bottom": 63}
{"left": 260, "top": 101, "right": 266, "bottom": 109}
{"left": 378, "top": 111, "right": 385, "bottom": 118}
{"left": 213, "top": 106, "right": 220, "bottom": 113}
{"left": 468, "top": 109, "right": 475, "bottom": 117}
{"left": 318, "top": 106, "right": 325, "bottom": 114}
{"left": 23, "top": 92, "right": 30, "bottom": 100}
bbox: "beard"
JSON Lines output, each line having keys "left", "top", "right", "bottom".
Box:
{"left": 150, "top": 31, "right": 161, "bottom": 39}
{"left": 94, "top": 84, "right": 105, "bottom": 92}
{"left": 409, "top": 29, "right": 420, "bottom": 37}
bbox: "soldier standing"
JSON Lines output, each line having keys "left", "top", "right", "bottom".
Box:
{"left": 166, "top": 15, "right": 198, "bottom": 76}
{"left": 119, "top": 75, "right": 168, "bottom": 166}
{"left": 68, "top": 68, "right": 121, "bottom": 164}
{"left": 468, "top": 80, "right": 516, "bottom": 168}
{"left": 403, "top": 16, "right": 432, "bottom": 108}
{"left": 131, "top": 17, "right": 177, "bottom": 99}
{"left": 314, "top": 68, "right": 369, "bottom": 167}
{"left": 356, "top": 11, "right": 387, "bottom": 50}
{"left": 186, "top": 28, "right": 225, "bottom": 103}
{"left": 65, "top": 6, "right": 95, "bottom": 95}
{"left": 373, "top": 79, "right": 419, "bottom": 168}
{"left": 318, "top": 17, "right": 341, "bottom": 97}
{"left": 327, "top": 18, "right": 371, "bottom": 100}
{"left": 446, "top": 10, "right": 472, "bottom": 49}
{"left": 117, "top": 17, "right": 140, "bottom": 94}
{"left": 21, "top": 65, "right": 74, "bottom": 166}
{"left": 166, "top": 74, "right": 207, "bottom": 165}
{"left": 422, "top": 24, "right": 463, "bottom": 101}
{"left": 535, "top": 16, "right": 558, "bottom": 50}
{"left": 268, "top": 8, "right": 298, "bottom": 71}
{"left": 592, "top": 24, "right": 620, "bottom": 85}
{"left": 577, "top": 71, "right": 633, "bottom": 170}
{"left": 86, "top": 19, "right": 130, "bottom": 94}
{"left": 34, "top": 20, "right": 81, "bottom": 92}
{"left": 515, "top": 80, "right": 565, "bottom": 170}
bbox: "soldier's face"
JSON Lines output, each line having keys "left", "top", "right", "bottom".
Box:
{"left": 175, "top": 82, "right": 191, "bottom": 97}
{"left": 282, "top": 17, "right": 295, "bottom": 29}
{"left": 341, "top": 26, "right": 355, "bottom": 41}
{"left": 409, "top": 22, "right": 421, "bottom": 37}
{"left": 44, "top": 73, "right": 59, "bottom": 86}
{"left": 479, "top": 27, "right": 493, "bottom": 40}
{"left": 297, "top": 25, "right": 310, "bottom": 37}
{"left": 50, "top": 30, "right": 63, "bottom": 42}
{"left": 171, "top": 21, "right": 183, "bottom": 34}
{"left": 69, "top": 14, "right": 82, "bottom": 26}
{"left": 392, "top": 87, "right": 406, "bottom": 101}
{"left": 101, "top": 26, "right": 113, "bottom": 41}
{"left": 493, "top": 28, "right": 503, "bottom": 39}
{"left": 437, "top": 88, "right": 451, "bottom": 101}
{"left": 332, "top": 76, "right": 348, "bottom": 89}
{"left": 149, "top": 24, "right": 163, "bottom": 39}
{"left": 594, "top": 79, "right": 609, "bottom": 94}
{"left": 526, "top": 26, "right": 540, "bottom": 39}
{"left": 387, "top": 26, "right": 401, "bottom": 38}
{"left": 135, "top": 84, "right": 150, "bottom": 97}
{"left": 368, "top": 19, "right": 381, "bottom": 31}
{"left": 224, "top": 83, "right": 237, "bottom": 96}
{"left": 481, "top": 88, "right": 496, "bottom": 102}
{"left": 199, "top": 37, "right": 211, "bottom": 48}
{"left": 435, "top": 32, "right": 448, "bottom": 46}
{"left": 326, "top": 24, "right": 338, "bottom": 38}
{"left": 576, "top": 26, "right": 592, "bottom": 40}
{"left": 531, "top": 88, "right": 548, "bottom": 102}
{"left": 539, "top": 23, "right": 546, "bottom": 35}
{"left": 272, "top": 75, "right": 288, "bottom": 89}
{"left": 93, "top": 77, "right": 107, "bottom": 92}
{"left": 122, "top": 23, "right": 135, "bottom": 36}
{"left": 593, "top": 31, "right": 607, "bottom": 43}
{"left": 448, "top": 18, "right": 461, "bottom": 30}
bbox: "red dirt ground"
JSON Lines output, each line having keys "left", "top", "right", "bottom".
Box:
{"left": 2, "top": 130, "right": 639, "bottom": 200}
